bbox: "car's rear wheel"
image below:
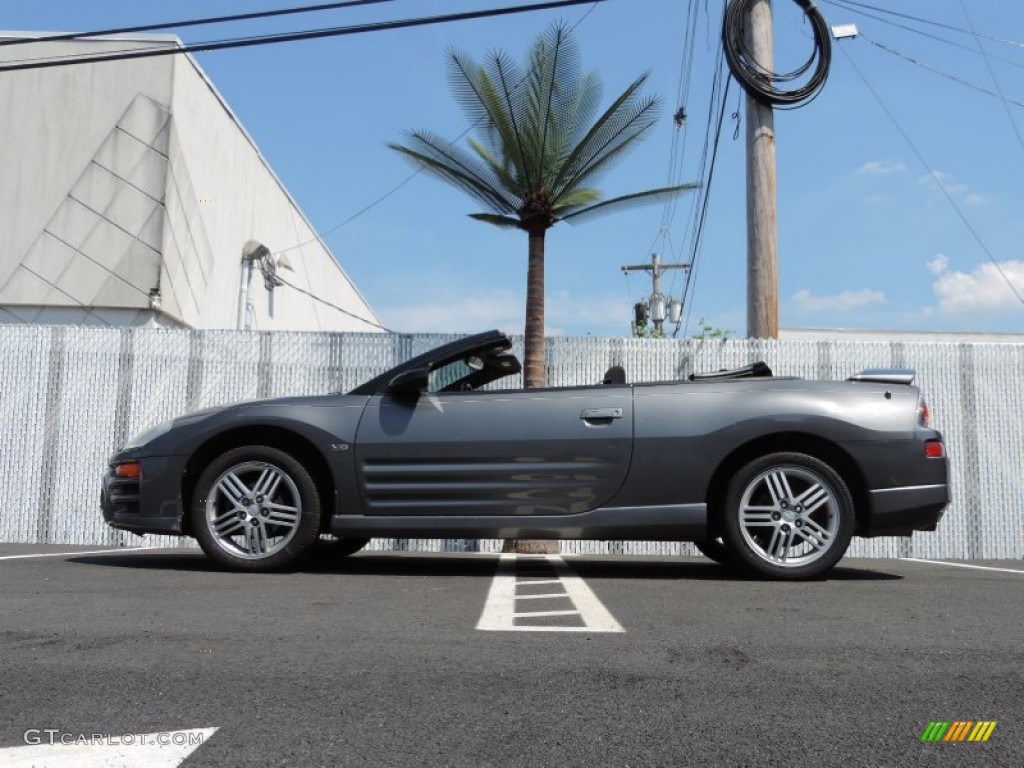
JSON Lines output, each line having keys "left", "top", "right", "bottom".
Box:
{"left": 191, "top": 445, "right": 321, "bottom": 571}
{"left": 721, "top": 452, "right": 854, "bottom": 579}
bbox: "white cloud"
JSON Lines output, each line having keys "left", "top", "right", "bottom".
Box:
{"left": 792, "top": 288, "right": 887, "bottom": 312}
{"left": 862, "top": 193, "right": 893, "bottom": 207}
{"left": 855, "top": 159, "right": 905, "bottom": 176}
{"left": 377, "top": 288, "right": 633, "bottom": 337}
{"left": 930, "top": 258, "right": 1024, "bottom": 313}
{"left": 546, "top": 290, "right": 633, "bottom": 334}
{"left": 378, "top": 290, "right": 523, "bottom": 334}
{"left": 920, "top": 170, "right": 991, "bottom": 206}
{"left": 927, "top": 254, "right": 950, "bottom": 275}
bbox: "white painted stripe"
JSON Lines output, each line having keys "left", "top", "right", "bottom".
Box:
{"left": 506, "top": 625, "right": 623, "bottom": 633}
{"left": 901, "top": 558, "right": 1024, "bottom": 574}
{"left": 552, "top": 555, "right": 624, "bottom": 633}
{"left": 515, "top": 578, "right": 562, "bottom": 585}
{"left": 515, "top": 592, "right": 570, "bottom": 600}
{"left": 476, "top": 554, "right": 624, "bottom": 633}
{"left": 514, "top": 609, "right": 580, "bottom": 618}
{"left": 475, "top": 554, "right": 519, "bottom": 631}
{"left": 0, "top": 547, "right": 150, "bottom": 561}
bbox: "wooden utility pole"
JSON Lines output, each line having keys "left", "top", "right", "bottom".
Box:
{"left": 745, "top": 0, "right": 778, "bottom": 339}
{"left": 621, "top": 253, "right": 691, "bottom": 335}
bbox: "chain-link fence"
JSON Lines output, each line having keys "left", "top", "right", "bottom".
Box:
{"left": 2, "top": 325, "right": 1021, "bottom": 559}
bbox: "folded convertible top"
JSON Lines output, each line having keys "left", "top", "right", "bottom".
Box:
{"left": 689, "top": 361, "right": 774, "bottom": 382}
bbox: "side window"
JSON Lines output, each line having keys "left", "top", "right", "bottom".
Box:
{"left": 427, "top": 358, "right": 473, "bottom": 393}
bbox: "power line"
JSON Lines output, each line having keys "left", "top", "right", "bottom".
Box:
{"left": 679, "top": 64, "right": 732, "bottom": 337}
{"left": 658, "top": 0, "right": 700, "bottom": 239}
{"left": 0, "top": 0, "right": 603, "bottom": 334}
{"left": 0, "top": 0, "right": 396, "bottom": 47}
{"left": 825, "top": 0, "right": 1024, "bottom": 50}
{"left": 818, "top": 0, "right": 1024, "bottom": 71}
{"left": 956, "top": 0, "right": 1024, "bottom": 155}
{"left": 663, "top": 30, "right": 730, "bottom": 338}
{"left": 275, "top": 275, "right": 395, "bottom": 332}
{"left": 859, "top": 35, "right": 1024, "bottom": 110}
{"left": 271, "top": 0, "right": 603, "bottom": 258}
{"left": 0, "top": 0, "right": 607, "bottom": 73}
{"left": 272, "top": 169, "right": 424, "bottom": 258}
{"left": 835, "top": 42, "right": 1024, "bottom": 307}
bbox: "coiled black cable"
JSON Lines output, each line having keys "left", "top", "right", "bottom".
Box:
{"left": 722, "top": 0, "right": 832, "bottom": 107}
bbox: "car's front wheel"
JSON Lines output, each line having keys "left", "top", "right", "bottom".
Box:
{"left": 721, "top": 452, "right": 854, "bottom": 579}
{"left": 318, "top": 536, "right": 370, "bottom": 557}
{"left": 693, "top": 537, "right": 736, "bottom": 566}
{"left": 191, "top": 445, "right": 321, "bottom": 571}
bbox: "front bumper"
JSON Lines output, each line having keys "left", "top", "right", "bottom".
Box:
{"left": 100, "top": 455, "right": 187, "bottom": 536}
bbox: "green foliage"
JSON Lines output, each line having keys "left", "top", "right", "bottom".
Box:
{"left": 389, "top": 22, "right": 695, "bottom": 233}
{"left": 691, "top": 319, "right": 734, "bottom": 340}
{"left": 389, "top": 21, "right": 697, "bottom": 392}
{"left": 631, "top": 318, "right": 664, "bottom": 338}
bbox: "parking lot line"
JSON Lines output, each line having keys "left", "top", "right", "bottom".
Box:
{"left": 901, "top": 558, "right": 1024, "bottom": 574}
{"left": 515, "top": 592, "right": 571, "bottom": 600}
{"left": 476, "top": 554, "right": 624, "bottom": 633}
{"left": 0, "top": 547, "right": 149, "bottom": 561}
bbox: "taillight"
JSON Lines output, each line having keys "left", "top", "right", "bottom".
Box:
{"left": 918, "top": 399, "right": 931, "bottom": 427}
{"left": 925, "top": 440, "right": 944, "bottom": 459}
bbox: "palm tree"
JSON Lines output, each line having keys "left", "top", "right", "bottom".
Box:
{"left": 390, "top": 22, "right": 696, "bottom": 387}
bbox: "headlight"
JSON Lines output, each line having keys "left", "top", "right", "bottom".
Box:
{"left": 124, "top": 419, "right": 174, "bottom": 449}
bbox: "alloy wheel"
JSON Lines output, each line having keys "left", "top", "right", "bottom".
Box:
{"left": 203, "top": 461, "right": 303, "bottom": 559}
{"left": 737, "top": 465, "right": 841, "bottom": 568}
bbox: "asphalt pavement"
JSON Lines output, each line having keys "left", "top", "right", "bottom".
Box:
{"left": 0, "top": 544, "right": 1021, "bottom": 767}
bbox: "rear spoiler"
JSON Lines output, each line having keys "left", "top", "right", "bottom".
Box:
{"left": 848, "top": 368, "right": 915, "bottom": 385}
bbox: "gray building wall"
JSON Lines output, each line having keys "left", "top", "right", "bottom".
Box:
{"left": 0, "top": 32, "right": 380, "bottom": 333}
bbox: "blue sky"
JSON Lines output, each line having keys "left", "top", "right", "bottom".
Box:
{"left": 6, "top": 0, "right": 1024, "bottom": 337}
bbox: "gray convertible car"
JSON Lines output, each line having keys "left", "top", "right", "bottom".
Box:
{"left": 101, "top": 330, "right": 949, "bottom": 579}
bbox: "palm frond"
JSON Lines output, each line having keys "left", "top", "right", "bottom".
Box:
{"left": 555, "top": 106, "right": 658, "bottom": 195}
{"left": 551, "top": 187, "right": 601, "bottom": 210}
{"left": 483, "top": 50, "right": 537, "bottom": 192}
{"left": 467, "top": 138, "right": 523, "bottom": 208}
{"left": 550, "top": 75, "right": 660, "bottom": 199}
{"left": 468, "top": 212, "right": 522, "bottom": 228}
{"left": 390, "top": 22, "right": 697, "bottom": 239}
{"left": 558, "top": 184, "right": 698, "bottom": 224}
{"left": 390, "top": 131, "right": 519, "bottom": 215}
{"left": 525, "top": 22, "right": 578, "bottom": 185}
{"left": 448, "top": 50, "right": 530, "bottom": 190}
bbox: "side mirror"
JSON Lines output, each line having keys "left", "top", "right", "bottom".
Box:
{"left": 387, "top": 366, "right": 429, "bottom": 399}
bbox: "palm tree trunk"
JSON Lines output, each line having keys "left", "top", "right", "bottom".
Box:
{"left": 523, "top": 228, "right": 547, "bottom": 389}
{"left": 503, "top": 227, "right": 558, "bottom": 555}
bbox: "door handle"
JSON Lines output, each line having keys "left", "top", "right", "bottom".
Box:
{"left": 580, "top": 407, "right": 623, "bottom": 421}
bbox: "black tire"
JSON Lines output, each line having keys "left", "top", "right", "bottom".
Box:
{"left": 318, "top": 536, "right": 370, "bottom": 557}
{"left": 693, "top": 537, "right": 736, "bottom": 566}
{"left": 721, "top": 452, "right": 855, "bottom": 580}
{"left": 191, "top": 445, "right": 321, "bottom": 571}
